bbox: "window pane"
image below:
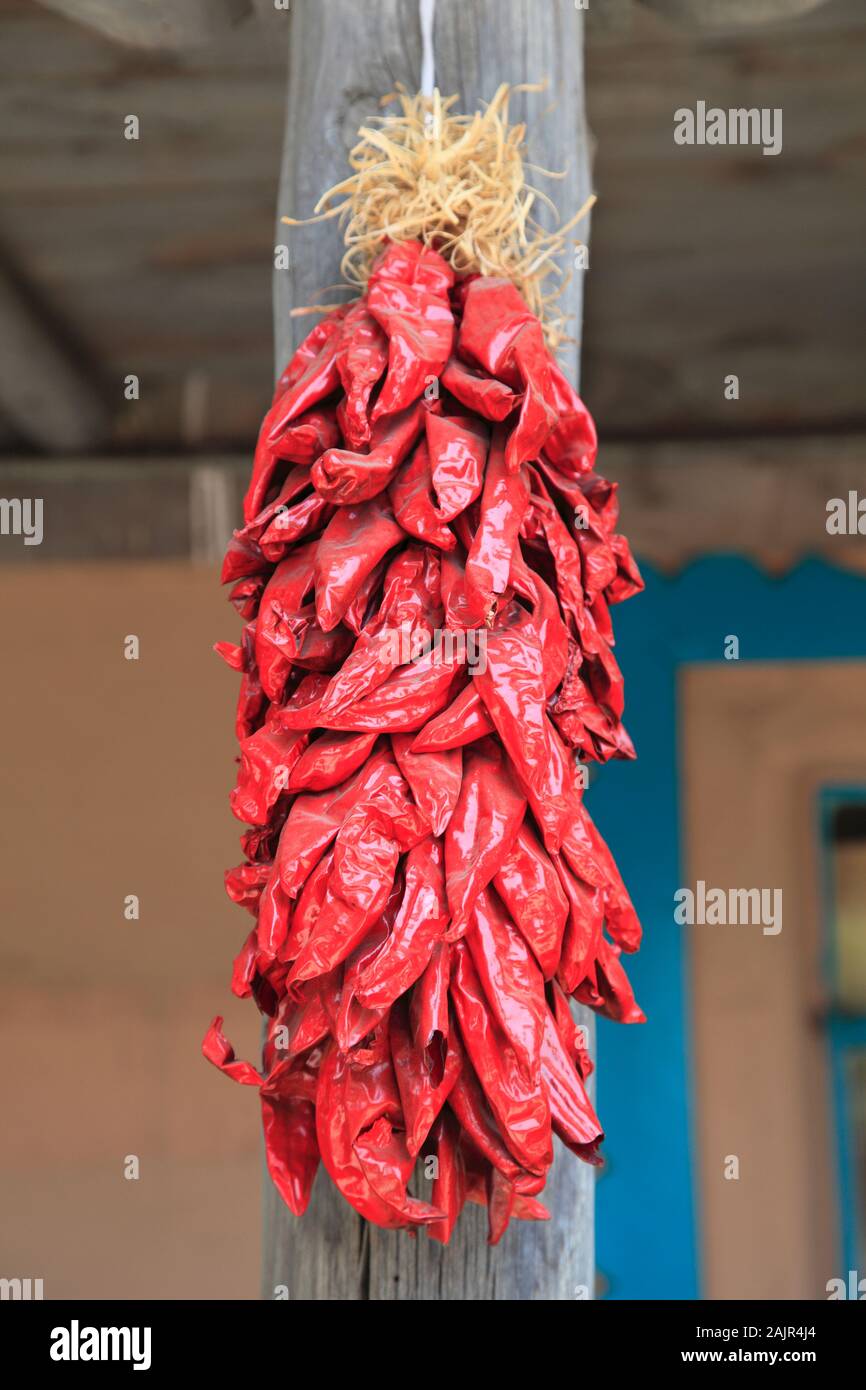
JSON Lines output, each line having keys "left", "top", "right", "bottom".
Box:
{"left": 844, "top": 1050, "right": 866, "bottom": 1275}
{"left": 829, "top": 805, "right": 866, "bottom": 1013}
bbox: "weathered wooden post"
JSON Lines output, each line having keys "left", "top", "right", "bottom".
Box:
{"left": 264, "top": 0, "right": 595, "bottom": 1301}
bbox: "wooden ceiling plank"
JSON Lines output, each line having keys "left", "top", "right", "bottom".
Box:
{"left": 34, "top": 0, "right": 254, "bottom": 51}
{"left": 636, "top": 0, "right": 833, "bottom": 30}
{"left": 0, "top": 261, "right": 110, "bottom": 452}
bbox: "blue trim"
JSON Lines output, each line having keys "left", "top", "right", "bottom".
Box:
{"left": 590, "top": 555, "right": 866, "bottom": 1300}
{"left": 817, "top": 787, "right": 866, "bottom": 1276}
{"left": 826, "top": 1024, "right": 866, "bottom": 1276}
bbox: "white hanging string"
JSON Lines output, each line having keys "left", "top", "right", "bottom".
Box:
{"left": 419, "top": 0, "right": 436, "bottom": 100}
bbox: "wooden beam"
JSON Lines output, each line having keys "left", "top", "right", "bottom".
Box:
{"left": 0, "top": 457, "right": 247, "bottom": 561}
{"left": 0, "top": 260, "right": 110, "bottom": 454}
{"left": 604, "top": 435, "right": 866, "bottom": 575}
{"left": 265, "top": 0, "right": 596, "bottom": 1301}
{"left": 34, "top": 0, "right": 253, "bottom": 51}
{"left": 274, "top": 0, "right": 591, "bottom": 381}
{"left": 635, "top": 0, "right": 833, "bottom": 30}
{"left": 3, "top": 440, "right": 862, "bottom": 571}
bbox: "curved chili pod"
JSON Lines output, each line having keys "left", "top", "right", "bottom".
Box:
{"left": 231, "top": 929, "right": 257, "bottom": 999}
{"left": 266, "top": 325, "right": 344, "bottom": 445}
{"left": 260, "top": 1094, "right": 320, "bottom": 1217}
{"left": 509, "top": 549, "right": 570, "bottom": 695}
{"left": 312, "top": 401, "right": 425, "bottom": 505}
{"left": 335, "top": 301, "right": 388, "bottom": 449}
{"left": 202, "top": 1016, "right": 262, "bottom": 1087}
{"left": 313, "top": 498, "right": 403, "bottom": 632}
{"left": 203, "top": 1019, "right": 323, "bottom": 1215}
{"left": 446, "top": 1028, "right": 542, "bottom": 1193}
{"left": 367, "top": 241, "right": 455, "bottom": 421}
{"left": 287, "top": 806, "right": 399, "bottom": 983}
{"left": 314, "top": 1043, "right": 405, "bottom": 1227}
{"left": 288, "top": 730, "right": 379, "bottom": 793}
{"left": 390, "top": 998, "right": 461, "bottom": 1157}
{"left": 282, "top": 640, "right": 464, "bottom": 735}
{"left": 318, "top": 547, "right": 442, "bottom": 718}
{"left": 473, "top": 599, "right": 549, "bottom": 799}
{"left": 516, "top": 717, "right": 576, "bottom": 857}
{"left": 424, "top": 412, "right": 488, "bottom": 521}
{"left": 276, "top": 748, "right": 395, "bottom": 898}
{"left": 410, "top": 941, "right": 451, "bottom": 1051}
{"left": 256, "top": 861, "right": 292, "bottom": 963}
{"left": 278, "top": 981, "right": 331, "bottom": 1057}
{"left": 225, "top": 861, "right": 270, "bottom": 916}
{"left": 466, "top": 887, "right": 547, "bottom": 1084}
{"left": 426, "top": 1109, "right": 467, "bottom": 1244}
{"left": 574, "top": 937, "right": 646, "bottom": 1024}
{"left": 389, "top": 438, "right": 457, "bottom": 551}
{"left": 272, "top": 306, "right": 348, "bottom": 404}
{"left": 543, "top": 357, "right": 598, "bottom": 476}
{"left": 457, "top": 276, "right": 557, "bottom": 471}
{"left": 409, "top": 681, "right": 495, "bottom": 753}
{"left": 254, "top": 542, "right": 317, "bottom": 700}
{"left": 549, "top": 979, "right": 594, "bottom": 1082}
{"left": 342, "top": 558, "right": 387, "bottom": 636}
{"left": 539, "top": 1007, "right": 604, "bottom": 1164}
{"left": 246, "top": 409, "right": 341, "bottom": 524}
{"left": 317, "top": 1033, "right": 444, "bottom": 1227}
{"left": 333, "top": 922, "right": 391, "bottom": 1051}
{"left": 444, "top": 739, "right": 526, "bottom": 939}
{"left": 449, "top": 943, "right": 552, "bottom": 1175}
{"left": 463, "top": 426, "right": 529, "bottom": 626}
{"left": 259, "top": 492, "right": 333, "bottom": 561}
{"left": 230, "top": 724, "right": 307, "bottom": 827}
{"left": 441, "top": 356, "right": 517, "bottom": 422}
{"left": 494, "top": 823, "right": 569, "bottom": 980}
{"left": 391, "top": 733, "right": 462, "bottom": 836}
{"left": 354, "top": 1117, "right": 445, "bottom": 1225}
{"left": 241, "top": 466, "right": 312, "bottom": 544}
{"left": 554, "top": 853, "right": 605, "bottom": 994}
{"left": 356, "top": 836, "right": 449, "bottom": 1011}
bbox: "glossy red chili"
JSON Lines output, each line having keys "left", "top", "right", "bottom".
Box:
{"left": 205, "top": 240, "right": 645, "bottom": 1242}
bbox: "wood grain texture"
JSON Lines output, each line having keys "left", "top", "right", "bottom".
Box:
{"left": 264, "top": 0, "right": 596, "bottom": 1302}
{"left": 35, "top": 0, "right": 252, "bottom": 50}
{"left": 636, "top": 0, "right": 832, "bottom": 29}
{"left": 0, "top": 260, "right": 109, "bottom": 451}
{"left": 3, "top": 0, "right": 865, "bottom": 450}
{"left": 273, "top": 0, "right": 591, "bottom": 382}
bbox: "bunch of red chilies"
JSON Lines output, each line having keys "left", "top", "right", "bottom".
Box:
{"left": 204, "top": 240, "right": 645, "bottom": 1245}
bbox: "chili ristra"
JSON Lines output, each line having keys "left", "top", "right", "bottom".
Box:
{"left": 205, "top": 238, "right": 644, "bottom": 1244}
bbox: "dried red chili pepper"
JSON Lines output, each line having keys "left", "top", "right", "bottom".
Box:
{"left": 366, "top": 241, "right": 454, "bottom": 420}
{"left": 312, "top": 401, "right": 425, "bottom": 505}
{"left": 205, "top": 238, "right": 644, "bottom": 1243}
{"left": 355, "top": 835, "right": 449, "bottom": 1011}
{"left": 389, "top": 438, "right": 458, "bottom": 551}
{"left": 463, "top": 424, "right": 530, "bottom": 626}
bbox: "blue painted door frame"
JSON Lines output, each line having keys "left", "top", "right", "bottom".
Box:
{"left": 588, "top": 556, "right": 866, "bottom": 1300}
{"left": 818, "top": 787, "right": 866, "bottom": 1279}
